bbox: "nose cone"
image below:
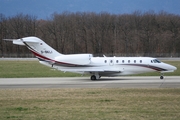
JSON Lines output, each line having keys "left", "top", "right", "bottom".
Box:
{"left": 160, "top": 62, "right": 177, "bottom": 73}
{"left": 167, "top": 64, "right": 177, "bottom": 71}
{"left": 172, "top": 66, "right": 177, "bottom": 71}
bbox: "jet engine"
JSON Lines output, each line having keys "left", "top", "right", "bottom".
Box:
{"left": 55, "top": 54, "right": 93, "bottom": 65}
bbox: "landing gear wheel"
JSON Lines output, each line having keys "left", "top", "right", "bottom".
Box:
{"left": 160, "top": 76, "right": 164, "bottom": 79}
{"left": 91, "top": 75, "right": 96, "bottom": 80}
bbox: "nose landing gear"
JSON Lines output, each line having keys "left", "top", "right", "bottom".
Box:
{"left": 160, "top": 76, "right": 164, "bottom": 79}
{"left": 160, "top": 73, "right": 164, "bottom": 79}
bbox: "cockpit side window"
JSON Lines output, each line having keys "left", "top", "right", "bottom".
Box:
{"left": 156, "top": 59, "right": 161, "bottom": 63}
{"left": 153, "top": 59, "right": 161, "bottom": 63}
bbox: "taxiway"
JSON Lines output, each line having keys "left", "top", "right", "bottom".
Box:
{"left": 0, "top": 76, "right": 180, "bottom": 89}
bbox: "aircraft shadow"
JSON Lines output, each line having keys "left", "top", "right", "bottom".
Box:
{"left": 80, "top": 77, "right": 132, "bottom": 81}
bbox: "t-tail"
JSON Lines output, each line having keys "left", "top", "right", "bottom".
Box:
{"left": 4, "top": 36, "right": 63, "bottom": 62}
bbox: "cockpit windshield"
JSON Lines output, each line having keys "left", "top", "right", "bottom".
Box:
{"left": 153, "top": 59, "right": 161, "bottom": 63}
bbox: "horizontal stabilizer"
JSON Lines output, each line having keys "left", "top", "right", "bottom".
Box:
{"left": 21, "top": 38, "right": 40, "bottom": 43}
{"left": 3, "top": 37, "right": 40, "bottom": 46}
{"left": 3, "top": 39, "right": 16, "bottom": 41}
{"left": 3, "top": 39, "right": 25, "bottom": 45}
{"left": 13, "top": 39, "right": 25, "bottom": 45}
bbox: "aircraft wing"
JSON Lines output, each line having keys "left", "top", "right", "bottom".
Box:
{"left": 58, "top": 67, "right": 123, "bottom": 73}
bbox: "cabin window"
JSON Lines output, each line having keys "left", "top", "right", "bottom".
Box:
{"left": 122, "top": 60, "right": 124, "bottom": 63}
{"left": 134, "top": 60, "right": 136, "bottom": 63}
{"left": 104, "top": 60, "right": 107, "bottom": 63}
{"left": 140, "top": 60, "right": 142, "bottom": 63}
{"left": 128, "top": 60, "right": 130, "bottom": 63}
{"left": 151, "top": 60, "right": 153, "bottom": 63}
{"left": 116, "top": 60, "right": 119, "bottom": 63}
{"left": 110, "top": 60, "right": 113, "bottom": 63}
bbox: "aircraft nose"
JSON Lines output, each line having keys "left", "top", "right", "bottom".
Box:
{"left": 169, "top": 65, "right": 177, "bottom": 71}
{"left": 161, "top": 63, "right": 177, "bottom": 73}
{"left": 172, "top": 66, "right": 177, "bottom": 71}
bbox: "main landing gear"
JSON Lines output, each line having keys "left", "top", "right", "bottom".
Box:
{"left": 90, "top": 74, "right": 101, "bottom": 80}
{"left": 91, "top": 75, "right": 96, "bottom": 80}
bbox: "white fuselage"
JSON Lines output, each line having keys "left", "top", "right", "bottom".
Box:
{"left": 40, "top": 56, "right": 176, "bottom": 77}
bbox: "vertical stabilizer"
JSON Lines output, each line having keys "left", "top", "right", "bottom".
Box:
{"left": 16, "top": 37, "right": 62, "bottom": 61}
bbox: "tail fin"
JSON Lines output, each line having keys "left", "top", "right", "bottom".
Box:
{"left": 5, "top": 36, "right": 63, "bottom": 61}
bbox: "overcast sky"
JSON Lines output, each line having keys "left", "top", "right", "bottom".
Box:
{"left": 0, "top": 0, "right": 180, "bottom": 19}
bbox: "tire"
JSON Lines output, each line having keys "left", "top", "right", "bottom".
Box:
{"left": 91, "top": 75, "right": 96, "bottom": 80}
{"left": 160, "top": 76, "right": 164, "bottom": 79}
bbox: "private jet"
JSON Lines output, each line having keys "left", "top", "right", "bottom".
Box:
{"left": 4, "top": 37, "right": 177, "bottom": 80}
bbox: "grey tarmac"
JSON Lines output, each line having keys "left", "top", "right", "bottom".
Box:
{"left": 0, "top": 76, "right": 180, "bottom": 89}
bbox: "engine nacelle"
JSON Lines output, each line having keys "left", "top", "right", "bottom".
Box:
{"left": 55, "top": 54, "right": 93, "bottom": 65}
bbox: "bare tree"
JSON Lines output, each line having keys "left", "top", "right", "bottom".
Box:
{"left": 0, "top": 11, "right": 180, "bottom": 57}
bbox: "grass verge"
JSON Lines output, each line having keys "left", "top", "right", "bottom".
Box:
{"left": 0, "top": 61, "right": 80, "bottom": 78}
{"left": 0, "top": 88, "right": 179, "bottom": 120}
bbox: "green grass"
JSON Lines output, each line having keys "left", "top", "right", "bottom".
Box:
{"left": 0, "top": 61, "right": 80, "bottom": 78}
{"left": 0, "top": 88, "right": 179, "bottom": 120}
{"left": 0, "top": 61, "right": 179, "bottom": 78}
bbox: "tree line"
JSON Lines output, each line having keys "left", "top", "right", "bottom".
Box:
{"left": 0, "top": 11, "right": 180, "bottom": 57}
